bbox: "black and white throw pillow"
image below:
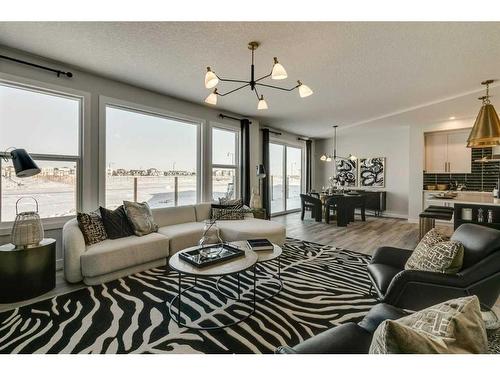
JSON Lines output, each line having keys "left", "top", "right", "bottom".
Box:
{"left": 77, "top": 211, "right": 108, "bottom": 246}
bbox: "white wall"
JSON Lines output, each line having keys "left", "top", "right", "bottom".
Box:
{"left": 314, "top": 125, "right": 410, "bottom": 218}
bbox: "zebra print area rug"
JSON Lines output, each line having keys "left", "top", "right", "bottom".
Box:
{"left": 0, "top": 238, "right": 377, "bottom": 354}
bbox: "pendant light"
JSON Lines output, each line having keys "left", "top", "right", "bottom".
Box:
{"left": 271, "top": 57, "right": 288, "bottom": 80}
{"left": 257, "top": 95, "right": 268, "bottom": 110}
{"left": 297, "top": 80, "right": 313, "bottom": 98}
{"left": 319, "top": 125, "right": 357, "bottom": 162}
{"left": 205, "top": 89, "right": 218, "bottom": 105}
{"left": 467, "top": 79, "right": 500, "bottom": 148}
{"left": 204, "top": 67, "right": 219, "bottom": 89}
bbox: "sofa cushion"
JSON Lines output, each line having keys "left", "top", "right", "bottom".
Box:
{"left": 367, "top": 263, "right": 402, "bottom": 294}
{"left": 123, "top": 201, "right": 158, "bottom": 236}
{"left": 369, "top": 296, "right": 488, "bottom": 354}
{"left": 405, "top": 240, "right": 464, "bottom": 274}
{"left": 151, "top": 205, "right": 196, "bottom": 227}
{"left": 99, "top": 205, "right": 135, "bottom": 239}
{"left": 77, "top": 211, "right": 107, "bottom": 245}
{"left": 81, "top": 233, "right": 169, "bottom": 278}
{"left": 217, "top": 218, "right": 286, "bottom": 246}
{"left": 157, "top": 222, "right": 206, "bottom": 253}
{"left": 194, "top": 203, "right": 212, "bottom": 222}
{"left": 413, "top": 228, "right": 449, "bottom": 254}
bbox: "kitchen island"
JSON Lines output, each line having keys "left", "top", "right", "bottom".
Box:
{"left": 425, "top": 191, "right": 500, "bottom": 206}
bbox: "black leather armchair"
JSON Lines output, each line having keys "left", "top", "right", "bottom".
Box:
{"left": 367, "top": 223, "right": 500, "bottom": 311}
{"left": 276, "top": 303, "right": 408, "bottom": 354}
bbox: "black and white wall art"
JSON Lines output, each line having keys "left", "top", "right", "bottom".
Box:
{"left": 359, "top": 157, "right": 385, "bottom": 187}
{"left": 335, "top": 159, "right": 357, "bottom": 187}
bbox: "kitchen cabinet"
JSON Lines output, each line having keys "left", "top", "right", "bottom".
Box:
{"left": 424, "top": 129, "right": 471, "bottom": 173}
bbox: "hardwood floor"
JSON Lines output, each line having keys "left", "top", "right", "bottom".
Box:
{"left": 272, "top": 211, "right": 424, "bottom": 255}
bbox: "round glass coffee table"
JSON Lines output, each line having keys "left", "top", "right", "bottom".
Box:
{"left": 215, "top": 241, "right": 283, "bottom": 302}
{"left": 168, "top": 244, "right": 258, "bottom": 330}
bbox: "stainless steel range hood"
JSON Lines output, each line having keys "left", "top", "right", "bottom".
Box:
{"left": 474, "top": 146, "right": 500, "bottom": 163}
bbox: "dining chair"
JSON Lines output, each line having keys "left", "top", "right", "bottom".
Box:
{"left": 300, "top": 194, "right": 322, "bottom": 222}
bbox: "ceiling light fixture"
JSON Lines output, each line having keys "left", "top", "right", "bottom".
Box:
{"left": 320, "top": 125, "right": 357, "bottom": 162}
{"left": 467, "top": 79, "right": 500, "bottom": 148}
{"left": 448, "top": 116, "right": 456, "bottom": 120}
{"left": 204, "top": 67, "right": 219, "bottom": 89}
{"left": 203, "top": 41, "right": 313, "bottom": 110}
{"left": 205, "top": 89, "right": 218, "bottom": 105}
{"left": 257, "top": 95, "right": 268, "bottom": 110}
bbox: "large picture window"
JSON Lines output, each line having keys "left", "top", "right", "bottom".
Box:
{"left": 211, "top": 126, "right": 239, "bottom": 201}
{"left": 0, "top": 83, "right": 81, "bottom": 222}
{"left": 105, "top": 105, "right": 199, "bottom": 209}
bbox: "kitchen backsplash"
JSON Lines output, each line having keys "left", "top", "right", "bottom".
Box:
{"left": 423, "top": 148, "right": 500, "bottom": 191}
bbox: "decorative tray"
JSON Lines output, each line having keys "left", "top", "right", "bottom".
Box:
{"left": 179, "top": 243, "right": 245, "bottom": 268}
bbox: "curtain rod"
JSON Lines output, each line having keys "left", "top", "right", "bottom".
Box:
{"left": 218, "top": 113, "right": 252, "bottom": 124}
{"left": 260, "top": 128, "right": 282, "bottom": 136}
{"left": 297, "top": 137, "right": 310, "bottom": 141}
{"left": 0, "top": 54, "right": 73, "bottom": 78}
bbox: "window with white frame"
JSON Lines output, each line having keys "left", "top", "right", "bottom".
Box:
{"left": 0, "top": 83, "right": 81, "bottom": 222}
{"left": 105, "top": 105, "right": 199, "bottom": 209}
{"left": 212, "top": 126, "right": 239, "bottom": 201}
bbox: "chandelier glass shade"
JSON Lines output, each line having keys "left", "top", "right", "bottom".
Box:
{"left": 271, "top": 57, "right": 288, "bottom": 80}
{"left": 205, "top": 89, "right": 218, "bottom": 105}
{"left": 257, "top": 95, "right": 268, "bottom": 110}
{"left": 467, "top": 80, "right": 500, "bottom": 148}
{"left": 204, "top": 67, "right": 219, "bottom": 89}
{"left": 203, "top": 41, "right": 313, "bottom": 110}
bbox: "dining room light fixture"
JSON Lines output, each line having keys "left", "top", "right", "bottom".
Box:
{"left": 320, "top": 125, "right": 357, "bottom": 162}
{"left": 203, "top": 41, "right": 313, "bottom": 110}
{"left": 467, "top": 79, "right": 500, "bottom": 148}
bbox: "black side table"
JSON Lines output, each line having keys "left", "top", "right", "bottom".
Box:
{"left": 0, "top": 238, "right": 56, "bottom": 303}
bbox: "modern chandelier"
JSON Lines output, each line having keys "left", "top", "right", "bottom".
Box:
{"left": 320, "top": 125, "right": 357, "bottom": 162}
{"left": 204, "top": 41, "right": 313, "bottom": 110}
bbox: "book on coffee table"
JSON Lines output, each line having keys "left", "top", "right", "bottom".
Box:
{"left": 247, "top": 238, "right": 274, "bottom": 251}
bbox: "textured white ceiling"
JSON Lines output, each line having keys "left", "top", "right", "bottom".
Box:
{"left": 0, "top": 22, "right": 499, "bottom": 137}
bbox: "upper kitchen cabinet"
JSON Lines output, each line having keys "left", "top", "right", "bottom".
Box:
{"left": 424, "top": 129, "right": 471, "bottom": 173}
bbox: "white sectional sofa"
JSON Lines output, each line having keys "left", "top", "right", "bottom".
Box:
{"left": 63, "top": 203, "right": 286, "bottom": 285}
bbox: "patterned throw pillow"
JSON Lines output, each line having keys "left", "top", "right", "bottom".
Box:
{"left": 123, "top": 201, "right": 159, "bottom": 236}
{"left": 77, "top": 211, "right": 108, "bottom": 246}
{"left": 369, "top": 296, "right": 488, "bottom": 354}
{"left": 414, "top": 228, "right": 449, "bottom": 254}
{"left": 211, "top": 206, "right": 245, "bottom": 220}
{"left": 99, "top": 205, "right": 135, "bottom": 239}
{"left": 405, "top": 240, "right": 464, "bottom": 274}
{"left": 211, "top": 201, "right": 246, "bottom": 221}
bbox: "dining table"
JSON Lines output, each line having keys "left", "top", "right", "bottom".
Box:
{"left": 319, "top": 192, "right": 366, "bottom": 226}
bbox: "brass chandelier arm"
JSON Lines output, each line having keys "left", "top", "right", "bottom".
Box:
{"left": 255, "top": 82, "right": 301, "bottom": 92}
{"left": 216, "top": 83, "right": 250, "bottom": 96}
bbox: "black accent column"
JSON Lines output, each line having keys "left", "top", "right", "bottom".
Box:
{"left": 305, "top": 139, "right": 312, "bottom": 193}
{"left": 240, "top": 119, "right": 251, "bottom": 205}
{"left": 262, "top": 129, "right": 271, "bottom": 218}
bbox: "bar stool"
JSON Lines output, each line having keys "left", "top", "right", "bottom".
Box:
{"left": 418, "top": 207, "right": 454, "bottom": 239}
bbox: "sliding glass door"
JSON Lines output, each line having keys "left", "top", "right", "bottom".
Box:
{"left": 269, "top": 142, "right": 303, "bottom": 215}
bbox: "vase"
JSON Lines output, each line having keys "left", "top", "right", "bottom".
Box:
{"left": 198, "top": 220, "right": 223, "bottom": 248}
